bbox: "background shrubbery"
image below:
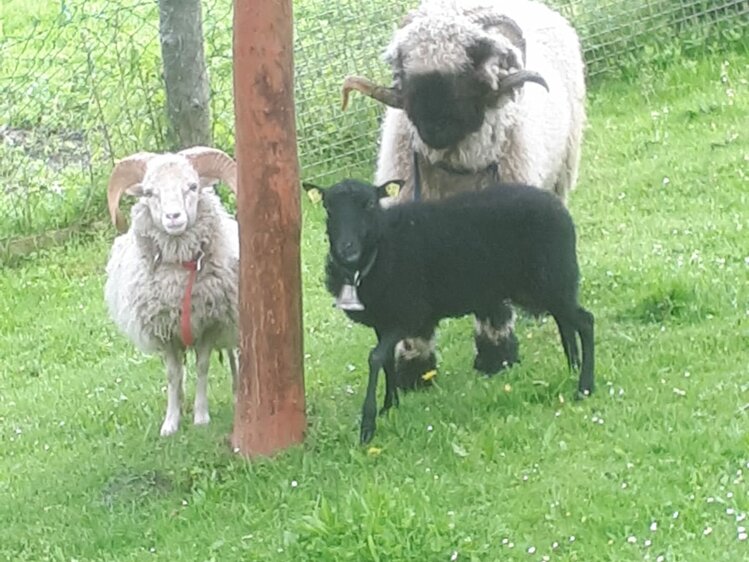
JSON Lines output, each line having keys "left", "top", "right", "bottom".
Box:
{"left": 0, "top": 0, "right": 746, "bottom": 237}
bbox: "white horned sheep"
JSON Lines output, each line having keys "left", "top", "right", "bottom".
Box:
{"left": 104, "top": 147, "right": 239, "bottom": 437}
{"left": 341, "top": 0, "right": 587, "bottom": 386}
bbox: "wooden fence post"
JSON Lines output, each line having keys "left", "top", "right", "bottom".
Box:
{"left": 231, "top": 0, "right": 305, "bottom": 456}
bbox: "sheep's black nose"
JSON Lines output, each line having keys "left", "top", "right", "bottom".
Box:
{"left": 336, "top": 241, "right": 361, "bottom": 265}
{"left": 166, "top": 212, "right": 182, "bottom": 220}
{"left": 420, "top": 126, "right": 453, "bottom": 150}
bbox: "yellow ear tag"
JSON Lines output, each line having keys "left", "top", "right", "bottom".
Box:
{"left": 421, "top": 370, "right": 437, "bottom": 382}
{"left": 306, "top": 188, "right": 322, "bottom": 204}
{"left": 384, "top": 182, "right": 401, "bottom": 198}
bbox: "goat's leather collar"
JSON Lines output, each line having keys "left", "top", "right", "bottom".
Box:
{"left": 333, "top": 247, "right": 379, "bottom": 311}
{"left": 152, "top": 245, "right": 205, "bottom": 347}
{"left": 433, "top": 160, "right": 500, "bottom": 178}
{"left": 179, "top": 249, "right": 204, "bottom": 347}
{"left": 332, "top": 246, "right": 379, "bottom": 286}
{"left": 412, "top": 150, "right": 500, "bottom": 201}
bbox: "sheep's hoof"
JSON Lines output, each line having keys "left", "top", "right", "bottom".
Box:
{"left": 473, "top": 332, "right": 519, "bottom": 375}
{"left": 160, "top": 418, "right": 180, "bottom": 437}
{"left": 575, "top": 387, "right": 594, "bottom": 401}
{"left": 359, "top": 424, "right": 376, "bottom": 445}
{"left": 379, "top": 403, "right": 397, "bottom": 417}
{"left": 194, "top": 411, "right": 211, "bottom": 426}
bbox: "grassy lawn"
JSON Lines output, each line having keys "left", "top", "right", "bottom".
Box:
{"left": 2, "top": 52, "right": 748, "bottom": 561}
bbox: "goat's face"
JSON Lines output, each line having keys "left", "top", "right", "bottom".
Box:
{"left": 323, "top": 181, "right": 382, "bottom": 269}
{"left": 305, "top": 180, "right": 403, "bottom": 271}
{"left": 140, "top": 158, "right": 202, "bottom": 236}
{"left": 340, "top": 16, "right": 548, "bottom": 150}
{"left": 403, "top": 71, "right": 491, "bottom": 149}
{"left": 107, "top": 148, "right": 236, "bottom": 234}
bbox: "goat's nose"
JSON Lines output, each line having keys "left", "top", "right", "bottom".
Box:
{"left": 338, "top": 241, "right": 361, "bottom": 264}
{"left": 165, "top": 211, "right": 182, "bottom": 221}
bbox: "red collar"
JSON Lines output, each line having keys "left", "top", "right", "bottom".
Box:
{"left": 180, "top": 250, "right": 205, "bottom": 347}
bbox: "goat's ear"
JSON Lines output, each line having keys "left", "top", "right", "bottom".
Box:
{"left": 376, "top": 180, "right": 404, "bottom": 199}
{"left": 468, "top": 37, "right": 523, "bottom": 92}
{"left": 125, "top": 183, "right": 145, "bottom": 197}
{"left": 198, "top": 176, "right": 220, "bottom": 189}
{"left": 301, "top": 182, "right": 325, "bottom": 204}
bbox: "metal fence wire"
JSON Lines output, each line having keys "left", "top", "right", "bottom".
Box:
{"left": 0, "top": 0, "right": 746, "bottom": 237}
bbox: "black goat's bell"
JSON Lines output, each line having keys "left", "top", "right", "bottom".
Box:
{"left": 336, "top": 283, "right": 365, "bottom": 311}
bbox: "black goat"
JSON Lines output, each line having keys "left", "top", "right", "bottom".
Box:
{"left": 304, "top": 179, "right": 595, "bottom": 444}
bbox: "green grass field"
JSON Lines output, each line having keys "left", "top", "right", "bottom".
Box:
{"left": 1, "top": 51, "right": 748, "bottom": 560}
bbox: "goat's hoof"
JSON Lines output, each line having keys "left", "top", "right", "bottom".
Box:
{"left": 359, "top": 425, "right": 376, "bottom": 445}
{"left": 160, "top": 418, "right": 180, "bottom": 437}
{"left": 194, "top": 411, "right": 211, "bottom": 426}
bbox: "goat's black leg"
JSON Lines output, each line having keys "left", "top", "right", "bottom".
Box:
{"left": 574, "top": 306, "right": 595, "bottom": 398}
{"left": 554, "top": 315, "right": 580, "bottom": 371}
{"left": 473, "top": 302, "right": 520, "bottom": 375}
{"left": 360, "top": 330, "right": 401, "bottom": 444}
{"left": 380, "top": 335, "right": 400, "bottom": 415}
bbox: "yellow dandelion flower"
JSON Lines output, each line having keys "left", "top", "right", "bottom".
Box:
{"left": 421, "top": 370, "right": 437, "bottom": 381}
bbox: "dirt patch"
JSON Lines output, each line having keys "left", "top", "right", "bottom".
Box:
{"left": 0, "top": 124, "right": 96, "bottom": 172}
{"left": 100, "top": 470, "right": 173, "bottom": 510}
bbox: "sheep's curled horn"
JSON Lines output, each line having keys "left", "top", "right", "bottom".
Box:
{"left": 465, "top": 11, "right": 527, "bottom": 64}
{"left": 341, "top": 13, "right": 548, "bottom": 111}
{"left": 106, "top": 146, "right": 238, "bottom": 233}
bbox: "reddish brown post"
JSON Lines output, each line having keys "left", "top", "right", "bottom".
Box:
{"left": 231, "top": 0, "right": 305, "bottom": 456}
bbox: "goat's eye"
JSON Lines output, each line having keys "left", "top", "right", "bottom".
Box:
{"left": 188, "top": 182, "right": 199, "bottom": 192}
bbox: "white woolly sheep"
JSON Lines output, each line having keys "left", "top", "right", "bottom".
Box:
{"left": 341, "top": 0, "right": 587, "bottom": 387}
{"left": 104, "top": 147, "right": 239, "bottom": 437}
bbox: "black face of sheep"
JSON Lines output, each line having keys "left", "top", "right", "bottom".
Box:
{"left": 305, "top": 178, "right": 595, "bottom": 445}
{"left": 313, "top": 179, "right": 395, "bottom": 272}
{"left": 403, "top": 72, "right": 490, "bottom": 149}
{"left": 341, "top": 38, "right": 549, "bottom": 151}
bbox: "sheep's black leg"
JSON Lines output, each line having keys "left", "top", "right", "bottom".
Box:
{"left": 574, "top": 307, "right": 595, "bottom": 398}
{"left": 394, "top": 333, "right": 437, "bottom": 391}
{"left": 380, "top": 336, "right": 400, "bottom": 415}
{"left": 361, "top": 331, "right": 401, "bottom": 444}
{"left": 554, "top": 316, "right": 580, "bottom": 371}
{"left": 473, "top": 302, "right": 520, "bottom": 375}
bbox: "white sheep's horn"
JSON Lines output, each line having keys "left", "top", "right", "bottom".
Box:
{"left": 179, "top": 146, "right": 237, "bottom": 195}
{"left": 342, "top": 76, "right": 403, "bottom": 110}
{"left": 107, "top": 152, "right": 155, "bottom": 233}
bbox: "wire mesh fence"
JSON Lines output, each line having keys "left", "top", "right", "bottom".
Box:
{"left": 0, "top": 0, "right": 746, "bottom": 238}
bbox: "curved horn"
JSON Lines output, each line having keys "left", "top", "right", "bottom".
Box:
{"left": 107, "top": 152, "right": 155, "bottom": 233}
{"left": 498, "top": 70, "right": 549, "bottom": 94}
{"left": 178, "top": 146, "right": 237, "bottom": 195}
{"left": 466, "top": 11, "right": 527, "bottom": 64}
{"left": 341, "top": 76, "right": 403, "bottom": 111}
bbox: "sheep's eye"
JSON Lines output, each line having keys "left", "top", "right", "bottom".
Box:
{"left": 188, "top": 182, "right": 199, "bottom": 192}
